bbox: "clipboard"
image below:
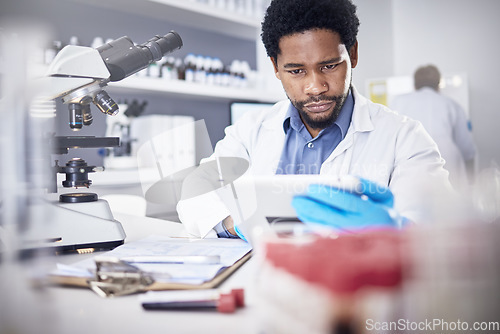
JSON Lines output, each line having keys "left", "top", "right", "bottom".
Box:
{"left": 49, "top": 235, "right": 253, "bottom": 297}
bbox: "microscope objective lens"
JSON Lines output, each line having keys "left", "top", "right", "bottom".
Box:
{"left": 68, "top": 103, "right": 83, "bottom": 130}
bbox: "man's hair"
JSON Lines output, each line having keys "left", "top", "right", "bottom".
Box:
{"left": 414, "top": 65, "right": 441, "bottom": 91}
{"left": 261, "top": 0, "right": 360, "bottom": 60}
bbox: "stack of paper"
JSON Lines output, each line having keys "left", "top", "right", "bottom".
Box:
{"left": 53, "top": 235, "right": 252, "bottom": 286}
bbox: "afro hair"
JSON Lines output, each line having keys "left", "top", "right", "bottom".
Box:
{"left": 261, "top": 0, "right": 360, "bottom": 60}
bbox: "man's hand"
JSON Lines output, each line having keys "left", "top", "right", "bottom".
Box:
{"left": 291, "top": 178, "right": 404, "bottom": 232}
{"left": 222, "top": 216, "right": 238, "bottom": 236}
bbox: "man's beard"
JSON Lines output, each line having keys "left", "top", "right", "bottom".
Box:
{"left": 291, "top": 93, "right": 347, "bottom": 130}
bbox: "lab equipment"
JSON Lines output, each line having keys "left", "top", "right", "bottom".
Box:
{"left": 46, "top": 31, "right": 182, "bottom": 130}
{"left": 291, "top": 177, "right": 404, "bottom": 232}
{"left": 19, "top": 31, "right": 183, "bottom": 255}
{"left": 20, "top": 135, "right": 127, "bottom": 254}
{"left": 214, "top": 174, "right": 362, "bottom": 244}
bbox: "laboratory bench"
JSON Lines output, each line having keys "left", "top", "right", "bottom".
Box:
{"left": 0, "top": 213, "right": 260, "bottom": 334}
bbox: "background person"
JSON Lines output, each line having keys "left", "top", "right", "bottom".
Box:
{"left": 391, "top": 65, "right": 477, "bottom": 191}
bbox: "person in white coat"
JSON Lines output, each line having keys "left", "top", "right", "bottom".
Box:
{"left": 177, "top": 0, "right": 453, "bottom": 239}
{"left": 391, "top": 65, "right": 476, "bottom": 191}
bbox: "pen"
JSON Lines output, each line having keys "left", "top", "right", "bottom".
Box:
{"left": 120, "top": 255, "right": 221, "bottom": 265}
{"left": 141, "top": 289, "right": 245, "bottom": 313}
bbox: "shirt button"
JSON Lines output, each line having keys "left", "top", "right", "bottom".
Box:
{"left": 307, "top": 142, "right": 314, "bottom": 149}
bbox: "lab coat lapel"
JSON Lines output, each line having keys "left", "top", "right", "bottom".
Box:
{"left": 254, "top": 103, "right": 288, "bottom": 174}
{"left": 323, "top": 87, "right": 374, "bottom": 174}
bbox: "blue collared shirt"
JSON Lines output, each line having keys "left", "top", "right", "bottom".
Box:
{"left": 276, "top": 90, "right": 354, "bottom": 175}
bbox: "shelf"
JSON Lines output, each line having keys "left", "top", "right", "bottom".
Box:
{"left": 107, "top": 76, "right": 285, "bottom": 103}
{"left": 69, "top": 0, "right": 262, "bottom": 40}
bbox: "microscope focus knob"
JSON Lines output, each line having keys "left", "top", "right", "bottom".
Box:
{"left": 58, "top": 158, "right": 95, "bottom": 188}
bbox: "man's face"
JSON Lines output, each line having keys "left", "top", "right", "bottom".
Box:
{"left": 271, "top": 29, "right": 358, "bottom": 136}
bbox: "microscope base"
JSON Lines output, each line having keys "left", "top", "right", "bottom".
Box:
{"left": 20, "top": 198, "right": 126, "bottom": 256}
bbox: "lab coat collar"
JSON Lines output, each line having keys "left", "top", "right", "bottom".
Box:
{"left": 262, "top": 100, "right": 289, "bottom": 130}
{"left": 320, "top": 86, "right": 375, "bottom": 170}
{"left": 349, "top": 85, "right": 375, "bottom": 134}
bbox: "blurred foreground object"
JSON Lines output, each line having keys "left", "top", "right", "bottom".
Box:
{"left": 404, "top": 222, "right": 500, "bottom": 333}
{"left": 256, "top": 230, "right": 405, "bottom": 334}
{"left": 255, "top": 222, "right": 500, "bottom": 334}
{"left": 0, "top": 22, "right": 60, "bottom": 334}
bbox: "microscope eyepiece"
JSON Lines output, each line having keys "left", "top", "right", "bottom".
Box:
{"left": 97, "top": 31, "right": 183, "bottom": 82}
{"left": 142, "top": 31, "right": 183, "bottom": 61}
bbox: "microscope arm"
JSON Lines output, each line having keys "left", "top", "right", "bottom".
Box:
{"left": 47, "top": 45, "right": 110, "bottom": 80}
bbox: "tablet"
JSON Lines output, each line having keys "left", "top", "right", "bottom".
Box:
{"left": 230, "top": 174, "right": 360, "bottom": 244}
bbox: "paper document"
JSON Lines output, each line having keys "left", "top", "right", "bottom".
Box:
{"left": 54, "top": 235, "right": 252, "bottom": 285}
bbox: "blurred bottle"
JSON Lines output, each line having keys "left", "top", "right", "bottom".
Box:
{"left": 212, "top": 58, "right": 224, "bottom": 86}
{"left": 206, "top": 58, "right": 216, "bottom": 86}
{"left": 245, "top": 0, "right": 254, "bottom": 17}
{"left": 175, "top": 58, "right": 185, "bottom": 81}
{"left": 195, "top": 55, "right": 207, "bottom": 84}
{"left": 91, "top": 36, "right": 104, "bottom": 49}
{"left": 149, "top": 60, "right": 161, "bottom": 78}
{"left": 162, "top": 57, "right": 175, "bottom": 81}
{"left": 68, "top": 36, "right": 80, "bottom": 46}
{"left": 221, "top": 64, "right": 231, "bottom": 87}
{"left": 184, "top": 53, "right": 196, "bottom": 82}
{"left": 44, "top": 40, "right": 62, "bottom": 65}
{"left": 235, "top": 0, "right": 245, "bottom": 14}
{"left": 216, "top": 0, "right": 226, "bottom": 9}
{"left": 227, "top": 0, "right": 236, "bottom": 12}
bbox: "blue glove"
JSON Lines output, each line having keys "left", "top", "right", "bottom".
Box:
{"left": 291, "top": 178, "right": 404, "bottom": 232}
{"left": 234, "top": 225, "right": 248, "bottom": 242}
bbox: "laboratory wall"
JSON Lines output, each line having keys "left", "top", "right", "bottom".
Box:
{"left": 350, "top": 0, "right": 394, "bottom": 95}
{"left": 391, "top": 0, "right": 500, "bottom": 171}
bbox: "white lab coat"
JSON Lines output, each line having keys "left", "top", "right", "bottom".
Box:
{"left": 391, "top": 88, "right": 476, "bottom": 191}
{"left": 177, "top": 86, "right": 453, "bottom": 238}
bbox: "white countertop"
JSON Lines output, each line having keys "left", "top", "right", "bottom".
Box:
{"left": 0, "top": 213, "right": 260, "bottom": 334}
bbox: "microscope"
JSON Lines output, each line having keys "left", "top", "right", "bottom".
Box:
{"left": 20, "top": 31, "right": 183, "bottom": 255}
